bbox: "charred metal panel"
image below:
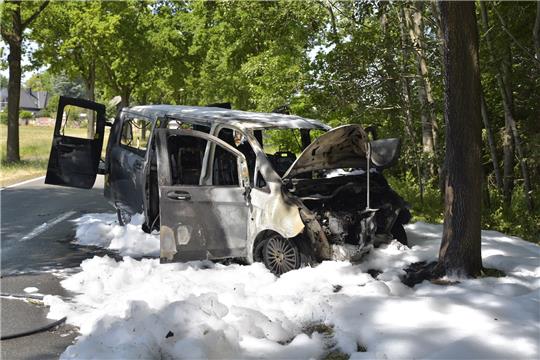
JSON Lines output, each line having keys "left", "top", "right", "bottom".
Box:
{"left": 45, "top": 96, "right": 106, "bottom": 189}
{"left": 283, "top": 125, "right": 369, "bottom": 178}
{"left": 124, "top": 105, "right": 331, "bottom": 131}
{"left": 155, "top": 128, "right": 250, "bottom": 263}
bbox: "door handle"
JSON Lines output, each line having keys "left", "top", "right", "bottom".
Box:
{"left": 167, "top": 190, "right": 191, "bottom": 201}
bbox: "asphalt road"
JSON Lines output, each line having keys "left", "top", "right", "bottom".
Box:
{"left": 1, "top": 176, "right": 115, "bottom": 359}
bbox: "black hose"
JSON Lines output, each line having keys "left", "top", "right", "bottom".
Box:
{"left": 0, "top": 293, "right": 68, "bottom": 341}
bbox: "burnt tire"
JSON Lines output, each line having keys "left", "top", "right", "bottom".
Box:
{"left": 117, "top": 208, "right": 132, "bottom": 226}
{"left": 262, "top": 234, "right": 310, "bottom": 275}
{"left": 391, "top": 223, "right": 408, "bottom": 246}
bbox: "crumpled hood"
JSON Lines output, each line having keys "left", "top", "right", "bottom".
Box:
{"left": 283, "top": 124, "right": 369, "bottom": 178}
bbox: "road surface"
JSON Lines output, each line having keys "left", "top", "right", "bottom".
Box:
{"left": 1, "top": 176, "right": 114, "bottom": 359}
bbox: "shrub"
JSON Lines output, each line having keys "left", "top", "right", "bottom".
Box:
{"left": 20, "top": 110, "right": 33, "bottom": 120}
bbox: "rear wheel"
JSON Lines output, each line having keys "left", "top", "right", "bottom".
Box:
{"left": 262, "top": 234, "right": 306, "bottom": 275}
{"left": 117, "top": 208, "right": 132, "bottom": 226}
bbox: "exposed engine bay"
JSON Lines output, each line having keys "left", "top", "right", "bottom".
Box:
{"left": 285, "top": 172, "right": 411, "bottom": 260}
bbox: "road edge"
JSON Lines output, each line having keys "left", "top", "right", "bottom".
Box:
{"left": 0, "top": 176, "right": 45, "bottom": 191}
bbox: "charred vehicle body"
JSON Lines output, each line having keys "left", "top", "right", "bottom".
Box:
{"left": 46, "top": 96, "right": 410, "bottom": 274}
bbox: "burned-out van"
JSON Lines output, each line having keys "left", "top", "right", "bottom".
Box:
{"left": 46, "top": 96, "right": 410, "bottom": 274}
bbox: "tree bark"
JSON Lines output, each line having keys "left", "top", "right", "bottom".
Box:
{"left": 84, "top": 61, "right": 96, "bottom": 139}
{"left": 535, "top": 1, "right": 540, "bottom": 62}
{"left": 2, "top": 3, "right": 23, "bottom": 163}
{"left": 480, "top": 2, "right": 533, "bottom": 210}
{"left": 498, "top": 10, "right": 534, "bottom": 210}
{"left": 1, "top": 0, "right": 49, "bottom": 163}
{"left": 406, "top": 2, "right": 437, "bottom": 177}
{"left": 438, "top": 1, "right": 483, "bottom": 277}
{"left": 399, "top": 5, "right": 424, "bottom": 203}
{"left": 480, "top": 91, "right": 502, "bottom": 191}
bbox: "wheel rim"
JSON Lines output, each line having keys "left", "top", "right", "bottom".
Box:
{"left": 118, "top": 209, "right": 131, "bottom": 225}
{"left": 264, "top": 236, "right": 298, "bottom": 275}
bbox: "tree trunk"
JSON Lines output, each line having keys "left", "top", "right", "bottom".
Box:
{"left": 498, "top": 11, "right": 534, "bottom": 210}
{"left": 1, "top": 0, "right": 49, "bottom": 163}
{"left": 535, "top": 1, "right": 540, "bottom": 62}
{"left": 117, "top": 87, "right": 131, "bottom": 111}
{"left": 6, "top": 37, "right": 22, "bottom": 163}
{"left": 480, "top": 91, "right": 503, "bottom": 191}
{"left": 84, "top": 61, "right": 96, "bottom": 139}
{"left": 480, "top": 2, "right": 533, "bottom": 210}
{"left": 399, "top": 5, "right": 424, "bottom": 203}
{"left": 438, "top": 1, "right": 483, "bottom": 277}
{"left": 431, "top": 1, "right": 448, "bottom": 200}
{"left": 406, "top": 3, "right": 437, "bottom": 177}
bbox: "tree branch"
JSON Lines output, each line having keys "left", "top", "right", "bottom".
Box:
{"left": 492, "top": 5, "right": 540, "bottom": 67}
{"left": 21, "top": 0, "right": 50, "bottom": 30}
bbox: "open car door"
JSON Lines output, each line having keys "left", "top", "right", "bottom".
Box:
{"left": 154, "top": 128, "right": 250, "bottom": 263}
{"left": 45, "top": 96, "right": 106, "bottom": 189}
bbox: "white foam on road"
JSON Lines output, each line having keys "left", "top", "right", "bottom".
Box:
{"left": 45, "top": 220, "right": 540, "bottom": 359}
{"left": 72, "top": 213, "right": 159, "bottom": 257}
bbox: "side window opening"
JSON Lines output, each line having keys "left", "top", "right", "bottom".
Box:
{"left": 60, "top": 105, "right": 97, "bottom": 139}
{"left": 212, "top": 146, "right": 239, "bottom": 186}
{"left": 167, "top": 135, "right": 207, "bottom": 185}
{"left": 217, "top": 128, "right": 255, "bottom": 185}
{"left": 121, "top": 118, "right": 152, "bottom": 153}
{"left": 166, "top": 119, "right": 210, "bottom": 133}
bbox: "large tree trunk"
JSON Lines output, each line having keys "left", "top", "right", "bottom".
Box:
{"left": 480, "top": 91, "right": 503, "bottom": 191}
{"left": 438, "top": 1, "right": 483, "bottom": 277}
{"left": 406, "top": 2, "right": 437, "bottom": 177}
{"left": 6, "top": 37, "right": 22, "bottom": 163}
{"left": 1, "top": 0, "right": 49, "bottom": 163}
{"left": 3, "top": 3, "right": 24, "bottom": 163}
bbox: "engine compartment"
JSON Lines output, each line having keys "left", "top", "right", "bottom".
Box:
{"left": 285, "top": 173, "right": 408, "bottom": 250}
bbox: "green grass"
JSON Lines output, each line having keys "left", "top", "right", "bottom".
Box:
{"left": 0, "top": 125, "right": 92, "bottom": 187}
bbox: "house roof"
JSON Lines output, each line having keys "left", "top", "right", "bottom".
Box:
{"left": 123, "top": 105, "right": 330, "bottom": 130}
{"left": 0, "top": 88, "right": 49, "bottom": 111}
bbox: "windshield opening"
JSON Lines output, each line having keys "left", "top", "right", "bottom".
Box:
{"left": 255, "top": 128, "right": 326, "bottom": 177}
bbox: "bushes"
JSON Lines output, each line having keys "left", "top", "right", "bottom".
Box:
{"left": 20, "top": 110, "right": 33, "bottom": 120}
{"left": 388, "top": 171, "right": 539, "bottom": 244}
{"left": 0, "top": 110, "right": 7, "bottom": 125}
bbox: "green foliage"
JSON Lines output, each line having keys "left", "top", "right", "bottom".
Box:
{"left": 389, "top": 171, "right": 540, "bottom": 244}
{"left": 387, "top": 171, "right": 444, "bottom": 224}
{"left": 0, "top": 74, "right": 7, "bottom": 87}
{"left": 482, "top": 186, "right": 540, "bottom": 244}
{"left": 17, "top": 0, "right": 538, "bottom": 243}
{"left": 0, "top": 109, "right": 7, "bottom": 125}
{"left": 19, "top": 110, "right": 33, "bottom": 120}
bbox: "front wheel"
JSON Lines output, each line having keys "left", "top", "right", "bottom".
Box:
{"left": 262, "top": 234, "right": 311, "bottom": 275}
{"left": 391, "top": 223, "right": 408, "bottom": 246}
{"left": 117, "top": 208, "right": 132, "bottom": 226}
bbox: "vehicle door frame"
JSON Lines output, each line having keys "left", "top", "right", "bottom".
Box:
{"left": 108, "top": 111, "right": 156, "bottom": 214}
{"left": 45, "top": 96, "right": 106, "bottom": 189}
{"left": 155, "top": 128, "right": 251, "bottom": 262}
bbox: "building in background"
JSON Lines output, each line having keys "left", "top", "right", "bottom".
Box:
{"left": 0, "top": 87, "right": 49, "bottom": 115}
